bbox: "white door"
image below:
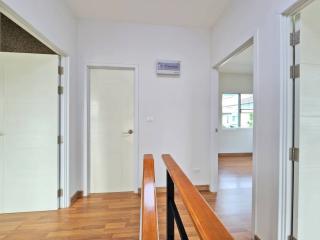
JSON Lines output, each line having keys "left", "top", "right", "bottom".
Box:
{"left": 90, "top": 68, "right": 135, "bottom": 193}
{"left": 0, "top": 52, "right": 58, "bottom": 213}
{"left": 292, "top": 1, "right": 320, "bottom": 239}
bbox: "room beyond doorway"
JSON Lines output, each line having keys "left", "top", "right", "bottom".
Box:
{"left": 215, "top": 43, "right": 254, "bottom": 239}
{"left": 218, "top": 46, "right": 254, "bottom": 156}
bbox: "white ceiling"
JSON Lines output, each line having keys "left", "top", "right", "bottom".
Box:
{"left": 66, "top": 0, "right": 230, "bottom": 28}
{"left": 219, "top": 46, "right": 253, "bottom": 74}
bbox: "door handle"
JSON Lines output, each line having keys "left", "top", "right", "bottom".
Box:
{"left": 123, "top": 129, "right": 134, "bottom": 135}
{"left": 0, "top": 133, "right": 4, "bottom": 137}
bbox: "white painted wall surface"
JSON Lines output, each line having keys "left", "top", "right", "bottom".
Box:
{"left": 0, "top": 0, "right": 80, "bottom": 199}
{"left": 78, "top": 21, "right": 212, "bottom": 187}
{"left": 219, "top": 73, "right": 253, "bottom": 153}
{"left": 210, "top": 0, "right": 300, "bottom": 239}
{"left": 218, "top": 129, "right": 253, "bottom": 153}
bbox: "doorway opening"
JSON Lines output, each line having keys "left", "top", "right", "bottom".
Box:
{"left": 0, "top": 12, "right": 67, "bottom": 213}
{"left": 215, "top": 43, "right": 254, "bottom": 239}
{"left": 285, "top": 1, "right": 320, "bottom": 239}
{"left": 87, "top": 66, "right": 139, "bottom": 195}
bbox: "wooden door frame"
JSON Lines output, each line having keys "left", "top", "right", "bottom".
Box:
{"left": 83, "top": 63, "right": 141, "bottom": 196}
{"left": 0, "top": 2, "right": 70, "bottom": 208}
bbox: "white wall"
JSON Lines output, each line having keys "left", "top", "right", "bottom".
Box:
{"left": 0, "top": 0, "right": 81, "bottom": 199}
{"left": 218, "top": 73, "right": 253, "bottom": 153}
{"left": 210, "top": 0, "right": 299, "bottom": 239}
{"left": 77, "top": 20, "right": 212, "bottom": 187}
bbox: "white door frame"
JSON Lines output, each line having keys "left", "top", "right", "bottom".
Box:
{"left": 211, "top": 35, "right": 258, "bottom": 239}
{"left": 279, "top": 1, "right": 315, "bottom": 239}
{"left": 0, "top": 2, "right": 70, "bottom": 208}
{"left": 83, "top": 63, "right": 140, "bottom": 196}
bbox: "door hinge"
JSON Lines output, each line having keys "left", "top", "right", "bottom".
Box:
{"left": 290, "top": 30, "right": 300, "bottom": 46}
{"left": 58, "top": 66, "right": 64, "bottom": 75}
{"left": 288, "top": 235, "right": 298, "bottom": 240}
{"left": 58, "top": 188, "right": 63, "bottom": 197}
{"left": 58, "top": 135, "right": 63, "bottom": 144}
{"left": 58, "top": 85, "right": 64, "bottom": 95}
{"left": 289, "top": 147, "right": 299, "bottom": 162}
{"left": 290, "top": 64, "right": 300, "bottom": 79}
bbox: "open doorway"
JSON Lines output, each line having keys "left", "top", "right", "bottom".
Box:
{"left": 215, "top": 44, "right": 254, "bottom": 239}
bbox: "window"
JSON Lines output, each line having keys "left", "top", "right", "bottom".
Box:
{"left": 222, "top": 93, "right": 254, "bottom": 128}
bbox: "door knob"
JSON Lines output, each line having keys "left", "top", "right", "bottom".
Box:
{"left": 0, "top": 133, "right": 4, "bottom": 136}
{"left": 123, "top": 129, "right": 134, "bottom": 135}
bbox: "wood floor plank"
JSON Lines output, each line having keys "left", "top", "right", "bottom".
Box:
{"left": 0, "top": 156, "right": 252, "bottom": 240}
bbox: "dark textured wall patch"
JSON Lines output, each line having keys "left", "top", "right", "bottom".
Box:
{"left": 0, "top": 13, "right": 55, "bottom": 54}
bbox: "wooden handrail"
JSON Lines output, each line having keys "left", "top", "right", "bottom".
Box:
{"left": 162, "top": 154, "right": 234, "bottom": 240}
{"left": 141, "top": 154, "right": 158, "bottom": 240}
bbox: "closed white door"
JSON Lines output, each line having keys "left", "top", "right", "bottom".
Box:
{"left": 0, "top": 52, "right": 58, "bottom": 213}
{"left": 292, "top": 1, "right": 320, "bottom": 239}
{"left": 90, "top": 68, "right": 135, "bottom": 193}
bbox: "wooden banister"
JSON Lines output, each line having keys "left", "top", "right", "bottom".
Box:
{"left": 162, "top": 154, "right": 234, "bottom": 240}
{"left": 141, "top": 154, "right": 158, "bottom": 240}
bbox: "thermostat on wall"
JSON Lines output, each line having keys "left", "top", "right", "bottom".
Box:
{"left": 156, "top": 60, "right": 181, "bottom": 76}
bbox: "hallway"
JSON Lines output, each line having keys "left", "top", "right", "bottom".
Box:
{"left": 0, "top": 156, "right": 252, "bottom": 240}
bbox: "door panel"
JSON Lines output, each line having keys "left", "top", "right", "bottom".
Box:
{"left": 293, "top": 2, "right": 320, "bottom": 239}
{"left": 0, "top": 52, "right": 58, "bottom": 213}
{"left": 90, "top": 68, "right": 134, "bottom": 193}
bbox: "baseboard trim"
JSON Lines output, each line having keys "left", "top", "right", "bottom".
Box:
{"left": 138, "top": 185, "right": 210, "bottom": 195}
{"left": 70, "top": 191, "right": 83, "bottom": 206}
{"left": 218, "top": 152, "right": 253, "bottom": 157}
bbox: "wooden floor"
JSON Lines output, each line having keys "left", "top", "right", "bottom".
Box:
{"left": 0, "top": 156, "right": 252, "bottom": 240}
{"left": 216, "top": 156, "right": 252, "bottom": 240}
